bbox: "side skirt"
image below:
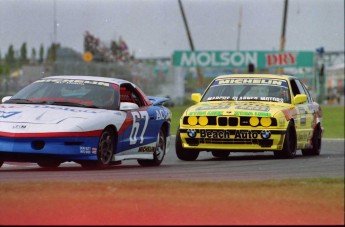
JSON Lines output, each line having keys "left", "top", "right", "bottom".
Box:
{"left": 114, "top": 153, "right": 154, "bottom": 161}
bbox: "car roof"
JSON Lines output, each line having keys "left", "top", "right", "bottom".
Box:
{"left": 215, "top": 74, "right": 297, "bottom": 80}
{"left": 43, "top": 75, "right": 133, "bottom": 86}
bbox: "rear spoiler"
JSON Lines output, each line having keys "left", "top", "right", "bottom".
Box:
{"left": 147, "top": 96, "right": 169, "bottom": 106}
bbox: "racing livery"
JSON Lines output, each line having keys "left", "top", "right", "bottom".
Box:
{"left": 176, "top": 74, "right": 323, "bottom": 160}
{"left": 0, "top": 75, "right": 171, "bottom": 169}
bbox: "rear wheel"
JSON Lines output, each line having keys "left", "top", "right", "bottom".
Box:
{"left": 274, "top": 121, "right": 296, "bottom": 159}
{"left": 211, "top": 150, "right": 230, "bottom": 158}
{"left": 81, "top": 128, "right": 115, "bottom": 169}
{"left": 176, "top": 128, "right": 199, "bottom": 161}
{"left": 138, "top": 128, "right": 166, "bottom": 166}
{"left": 302, "top": 127, "right": 322, "bottom": 156}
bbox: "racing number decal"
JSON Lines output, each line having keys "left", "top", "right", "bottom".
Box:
{"left": 129, "top": 111, "right": 149, "bottom": 145}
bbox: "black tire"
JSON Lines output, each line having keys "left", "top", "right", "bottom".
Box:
{"left": 211, "top": 150, "right": 230, "bottom": 158}
{"left": 37, "top": 160, "right": 61, "bottom": 168}
{"left": 175, "top": 128, "right": 199, "bottom": 161}
{"left": 138, "top": 128, "right": 166, "bottom": 167}
{"left": 274, "top": 121, "right": 297, "bottom": 159}
{"left": 81, "top": 128, "right": 115, "bottom": 169}
{"left": 302, "top": 126, "right": 322, "bottom": 156}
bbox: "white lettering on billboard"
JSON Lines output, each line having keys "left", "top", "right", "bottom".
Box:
{"left": 180, "top": 52, "right": 258, "bottom": 67}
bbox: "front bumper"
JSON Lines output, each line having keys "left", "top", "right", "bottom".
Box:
{"left": 179, "top": 128, "right": 286, "bottom": 151}
{"left": 0, "top": 136, "right": 100, "bottom": 162}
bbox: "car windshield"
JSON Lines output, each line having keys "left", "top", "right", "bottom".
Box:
{"left": 7, "top": 78, "right": 120, "bottom": 110}
{"left": 201, "top": 78, "right": 291, "bottom": 104}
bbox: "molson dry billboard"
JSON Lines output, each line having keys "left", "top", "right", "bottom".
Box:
{"left": 173, "top": 51, "right": 314, "bottom": 69}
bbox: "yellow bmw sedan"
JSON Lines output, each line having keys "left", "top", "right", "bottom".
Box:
{"left": 176, "top": 74, "right": 323, "bottom": 160}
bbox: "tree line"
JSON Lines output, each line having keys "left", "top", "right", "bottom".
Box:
{"left": 0, "top": 42, "right": 59, "bottom": 80}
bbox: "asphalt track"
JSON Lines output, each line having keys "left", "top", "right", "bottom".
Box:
{"left": 1, "top": 138, "right": 344, "bottom": 182}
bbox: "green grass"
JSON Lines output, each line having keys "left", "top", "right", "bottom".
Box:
{"left": 169, "top": 105, "right": 344, "bottom": 138}
{"left": 170, "top": 105, "right": 188, "bottom": 136}
{"left": 321, "top": 105, "right": 344, "bottom": 138}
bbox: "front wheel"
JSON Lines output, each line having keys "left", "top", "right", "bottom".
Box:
{"left": 274, "top": 121, "right": 296, "bottom": 159}
{"left": 138, "top": 128, "right": 166, "bottom": 167}
{"left": 81, "top": 128, "right": 115, "bottom": 169}
{"left": 175, "top": 129, "right": 199, "bottom": 161}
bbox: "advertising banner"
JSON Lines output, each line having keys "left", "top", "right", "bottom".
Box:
{"left": 173, "top": 51, "right": 314, "bottom": 69}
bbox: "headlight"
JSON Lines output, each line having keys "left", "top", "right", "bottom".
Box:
{"left": 249, "top": 117, "right": 259, "bottom": 126}
{"left": 198, "top": 116, "right": 208, "bottom": 126}
{"left": 188, "top": 116, "right": 198, "bottom": 126}
{"left": 260, "top": 117, "right": 272, "bottom": 127}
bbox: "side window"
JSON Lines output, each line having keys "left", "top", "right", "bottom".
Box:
{"left": 291, "top": 80, "right": 312, "bottom": 103}
{"left": 295, "top": 80, "right": 311, "bottom": 103}
{"left": 120, "top": 84, "right": 144, "bottom": 107}
{"left": 290, "top": 79, "right": 301, "bottom": 96}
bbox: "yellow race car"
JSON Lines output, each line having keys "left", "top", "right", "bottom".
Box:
{"left": 176, "top": 74, "right": 323, "bottom": 160}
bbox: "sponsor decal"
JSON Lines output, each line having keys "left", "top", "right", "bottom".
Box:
{"left": 188, "top": 111, "right": 206, "bottom": 116}
{"left": 0, "top": 111, "right": 21, "bottom": 118}
{"left": 31, "top": 105, "right": 98, "bottom": 113}
{"left": 35, "top": 79, "right": 111, "bottom": 87}
{"left": 80, "top": 146, "right": 92, "bottom": 154}
{"left": 233, "top": 96, "right": 258, "bottom": 101}
{"left": 298, "top": 107, "right": 307, "bottom": 126}
{"left": 30, "top": 97, "right": 93, "bottom": 106}
{"left": 234, "top": 130, "right": 258, "bottom": 139}
{"left": 188, "top": 110, "right": 224, "bottom": 116}
{"left": 156, "top": 109, "right": 169, "bottom": 120}
{"left": 260, "top": 97, "right": 284, "bottom": 103}
{"left": 200, "top": 129, "right": 231, "bottom": 139}
{"left": 216, "top": 78, "right": 285, "bottom": 86}
{"left": 138, "top": 146, "right": 156, "bottom": 152}
{"left": 265, "top": 53, "right": 296, "bottom": 67}
{"left": 174, "top": 51, "right": 258, "bottom": 68}
{"left": 12, "top": 124, "right": 27, "bottom": 129}
{"left": 234, "top": 111, "right": 271, "bottom": 117}
{"left": 206, "top": 96, "right": 231, "bottom": 101}
{"left": 235, "top": 105, "right": 270, "bottom": 112}
{"left": 0, "top": 103, "right": 100, "bottom": 113}
{"left": 190, "top": 129, "right": 272, "bottom": 140}
{"left": 0, "top": 105, "right": 19, "bottom": 109}
{"left": 206, "top": 111, "right": 223, "bottom": 116}
{"left": 195, "top": 104, "right": 231, "bottom": 111}
{"left": 187, "top": 104, "right": 230, "bottom": 116}
{"left": 173, "top": 51, "right": 314, "bottom": 68}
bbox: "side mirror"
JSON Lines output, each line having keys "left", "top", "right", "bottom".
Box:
{"left": 191, "top": 93, "right": 202, "bottom": 103}
{"left": 294, "top": 94, "right": 307, "bottom": 105}
{"left": 1, "top": 96, "right": 12, "bottom": 103}
{"left": 120, "top": 102, "right": 139, "bottom": 111}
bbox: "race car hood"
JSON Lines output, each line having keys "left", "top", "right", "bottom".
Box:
{"left": 184, "top": 101, "right": 291, "bottom": 117}
{"left": 0, "top": 104, "right": 110, "bottom": 124}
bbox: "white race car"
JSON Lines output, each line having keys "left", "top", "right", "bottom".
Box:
{"left": 0, "top": 75, "right": 171, "bottom": 169}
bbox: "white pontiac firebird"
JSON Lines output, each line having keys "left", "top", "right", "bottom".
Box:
{"left": 0, "top": 75, "right": 171, "bottom": 169}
